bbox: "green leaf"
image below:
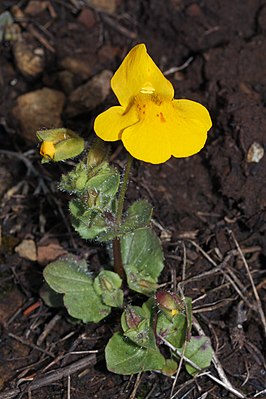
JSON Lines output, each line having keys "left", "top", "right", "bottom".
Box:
{"left": 121, "top": 228, "right": 164, "bottom": 295}
{"left": 105, "top": 332, "right": 165, "bottom": 375}
{"left": 69, "top": 200, "right": 108, "bottom": 240}
{"left": 93, "top": 270, "right": 123, "bottom": 308}
{"left": 86, "top": 163, "right": 120, "bottom": 207}
{"left": 43, "top": 258, "right": 110, "bottom": 322}
{"left": 183, "top": 336, "right": 213, "bottom": 376}
{"left": 121, "top": 200, "right": 153, "bottom": 234}
{"left": 157, "top": 312, "right": 187, "bottom": 349}
{"left": 39, "top": 282, "right": 64, "bottom": 308}
{"left": 123, "top": 318, "right": 151, "bottom": 348}
{"left": 161, "top": 359, "right": 178, "bottom": 376}
{"left": 156, "top": 297, "right": 192, "bottom": 348}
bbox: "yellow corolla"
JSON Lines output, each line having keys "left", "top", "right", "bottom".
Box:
{"left": 40, "top": 141, "right": 56, "bottom": 159}
{"left": 37, "top": 128, "right": 85, "bottom": 163}
{"left": 94, "top": 43, "right": 212, "bottom": 164}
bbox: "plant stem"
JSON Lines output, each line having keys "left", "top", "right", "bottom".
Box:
{"left": 113, "top": 153, "right": 133, "bottom": 279}
{"left": 116, "top": 153, "right": 133, "bottom": 225}
{"left": 113, "top": 237, "right": 125, "bottom": 281}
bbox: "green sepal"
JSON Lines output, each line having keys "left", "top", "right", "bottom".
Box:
{"left": 53, "top": 138, "right": 84, "bottom": 162}
{"left": 40, "top": 157, "right": 50, "bottom": 164}
{"left": 93, "top": 270, "right": 123, "bottom": 308}
{"left": 105, "top": 332, "right": 165, "bottom": 375}
{"left": 60, "top": 161, "right": 120, "bottom": 208}
{"left": 60, "top": 162, "right": 89, "bottom": 194}
{"left": 87, "top": 139, "right": 109, "bottom": 169}
{"left": 121, "top": 228, "right": 164, "bottom": 295}
{"left": 43, "top": 257, "right": 110, "bottom": 322}
{"left": 36, "top": 128, "right": 75, "bottom": 142}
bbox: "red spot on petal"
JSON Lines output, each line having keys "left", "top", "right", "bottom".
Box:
{"left": 160, "top": 112, "right": 166, "bottom": 123}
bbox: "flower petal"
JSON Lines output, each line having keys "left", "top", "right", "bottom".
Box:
{"left": 121, "top": 99, "right": 212, "bottom": 164}
{"left": 94, "top": 106, "right": 139, "bottom": 142}
{"left": 122, "top": 118, "right": 172, "bottom": 163}
{"left": 111, "top": 44, "right": 174, "bottom": 108}
{"left": 40, "top": 141, "right": 55, "bottom": 159}
{"left": 121, "top": 101, "right": 172, "bottom": 163}
{"left": 170, "top": 99, "right": 212, "bottom": 157}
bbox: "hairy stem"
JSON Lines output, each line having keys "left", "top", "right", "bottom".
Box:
{"left": 113, "top": 153, "right": 133, "bottom": 279}
{"left": 116, "top": 153, "right": 133, "bottom": 225}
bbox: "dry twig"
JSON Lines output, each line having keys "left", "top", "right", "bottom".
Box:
{"left": 129, "top": 372, "right": 142, "bottom": 399}
{"left": 0, "top": 354, "right": 97, "bottom": 399}
{"left": 228, "top": 229, "right": 266, "bottom": 337}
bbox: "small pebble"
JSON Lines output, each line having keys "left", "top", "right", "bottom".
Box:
{"left": 246, "top": 142, "right": 264, "bottom": 163}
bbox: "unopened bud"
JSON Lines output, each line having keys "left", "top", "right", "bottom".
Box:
{"left": 124, "top": 306, "right": 142, "bottom": 329}
{"left": 156, "top": 290, "right": 184, "bottom": 317}
{"left": 99, "top": 275, "right": 113, "bottom": 292}
{"left": 40, "top": 141, "right": 55, "bottom": 159}
{"left": 138, "top": 279, "right": 158, "bottom": 290}
{"left": 87, "top": 139, "right": 108, "bottom": 168}
{"left": 37, "top": 128, "right": 84, "bottom": 163}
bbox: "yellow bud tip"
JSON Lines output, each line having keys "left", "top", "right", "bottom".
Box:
{"left": 171, "top": 309, "right": 179, "bottom": 316}
{"left": 40, "top": 141, "right": 56, "bottom": 159}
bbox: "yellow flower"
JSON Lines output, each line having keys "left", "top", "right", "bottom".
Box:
{"left": 94, "top": 44, "right": 212, "bottom": 164}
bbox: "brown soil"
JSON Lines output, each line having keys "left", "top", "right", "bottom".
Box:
{"left": 0, "top": 1, "right": 265, "bottom": 398}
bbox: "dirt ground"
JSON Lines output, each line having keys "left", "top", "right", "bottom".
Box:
{"left": 0, "top": 0, "right": 265, "bottom": 398}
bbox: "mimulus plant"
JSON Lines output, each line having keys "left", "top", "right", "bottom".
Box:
{"left": 37, "top": 44, "right": 213, "bottom": 379}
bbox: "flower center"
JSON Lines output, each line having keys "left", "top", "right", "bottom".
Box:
{"left": 134, "top": 92, "right": 167, "bottom": 123}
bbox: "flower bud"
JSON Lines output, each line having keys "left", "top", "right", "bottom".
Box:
{"left": 122, "top": 306, "right": 151, "bottom": 347}
{"left": 124, "top": 306, "right": 142, "bottom": 330}
{"left": 37, "top": 128, "right": 84, "bottom": 163}
{"left": 40, "top": 141, "right": 55, "bottom": 159}
{"left": 99, "top": 275, "right": 114, "bottom": 292}
{"left": 93, "top": 271, "right": 123, "bottom": 308}
{"left": 156, "top": 290, "right": 184, "bottom": 318}
{"left": 138, "top": 279, "right": 158, "bottom": 291}
{"left": 87, "top": 139, "right": 109, "bottom": 169}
